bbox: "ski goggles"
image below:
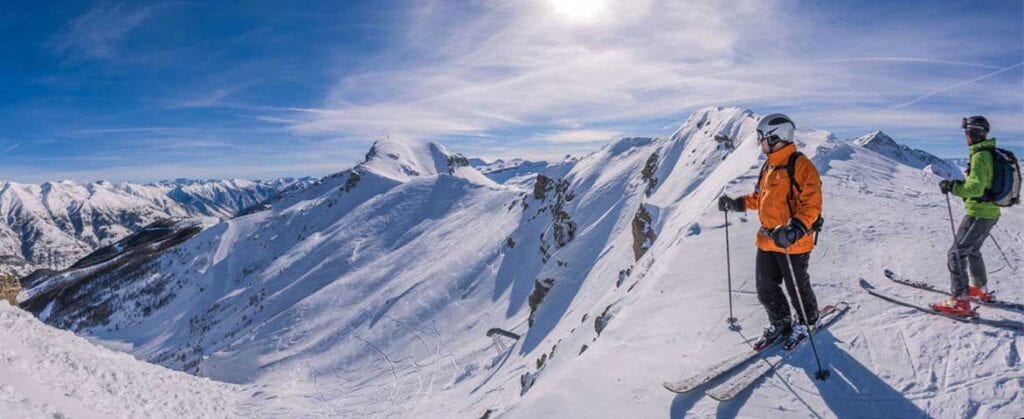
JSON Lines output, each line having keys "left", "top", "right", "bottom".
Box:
{"left": 961, "top": 118, "right": 987, "bottom": 132}
{"left": 757, "top": 131, "right": 783, "bottom": 146}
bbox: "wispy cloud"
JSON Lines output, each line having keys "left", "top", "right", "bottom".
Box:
{"left": 48, "top": 3, "right": 165, "bottom": 60}
{"left": 531, "top": 129, "right": 622, "bottom": 144}
{"left": 817, "top": 57, "right": 1003, "bottom": 70}
{"left": 270, "top": 0, "right": 1022, "bottom": 154}
{"left": 889, "top": 62, "right": 1024, "bottom": 110}
{"left": 2, "top": 143, "right": 20, "bottom": 155}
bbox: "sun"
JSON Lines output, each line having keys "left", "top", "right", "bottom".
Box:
{"left": 550, "top": 0, "right": 608, "bottom": 23}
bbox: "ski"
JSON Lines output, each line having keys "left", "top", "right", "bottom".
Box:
{"left": 862, "top": 279, "right": 1024, "bottom": 332}
{"left": 662, "top": 340, "right": 782, "bottom": 394}
{"left": 704, "top": 302, "right": 850, "bottom": 402}
{"left": 884, "top": 269, "right": 1024, "bottom": 312}
{"left": 664, "top": 305, "right": 839, "bottom": 394}
{"left": 662, "top": 304, "right": 837, "bottom": 394}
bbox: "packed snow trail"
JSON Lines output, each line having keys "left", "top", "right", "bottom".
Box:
{"left": 0, "top": 302, "right": 242, "bottom": 418}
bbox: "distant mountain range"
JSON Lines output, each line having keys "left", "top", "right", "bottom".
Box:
{"left": 0, "top": 177, "right": 314, "bottom": 276}
{"left": 852, "top": 130, "right": 963, "bottom": 180}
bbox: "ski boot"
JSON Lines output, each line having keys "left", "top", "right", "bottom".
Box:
{"left": 753, "top": 320, "right": 791, "bottom": 351}
{"left": 783, "top": 323, "right": 810, "bottom": 351}
{"left": 930, "top": 297, "right": 976, "bottom": 317}
{"left": 968, "top": 285, "right": 993, "bottom": 303}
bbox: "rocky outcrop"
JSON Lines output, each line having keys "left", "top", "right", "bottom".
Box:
{"left": 527, "top": 278, "right": 555, "bottom": 327}
{"left": 641, "top": 152, "right": 658, "bottom": 196}
{"left": 0, "top": 273, "right": 19, "bottom": 306}
{"left": 550, "top": 179, "right": 576, "bottom": 248}
{"left": 631, "top": 205, "right": 657, "bottom": 261}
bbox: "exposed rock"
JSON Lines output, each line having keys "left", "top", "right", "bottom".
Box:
{"left": 594, "top": 304, "right": 613, "bottom": 336}
{"left": 641, "top": 152, "right": 659, "bottom": 196}
{"left": 632, "top": 205, "right": 657, "bottom": 261}
{"left": 343, "top": 171, "right": 362, "bottom": 192}
{"left": 0, "top": 273, "right": 19, "bottom": 306}
{"left": 551, "top": 179, "right": 576, "bottom": 248}
{"left": 527, "top": 278, "right": 556, "bottom": 327}
{"left": 533, "top": 174, "right": 553, "bottom": 200}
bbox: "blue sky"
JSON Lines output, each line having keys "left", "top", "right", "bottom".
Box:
{"left": 1, "top": 0, "right": 1021, "bottom": 183}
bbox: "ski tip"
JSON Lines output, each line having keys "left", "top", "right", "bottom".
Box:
{"left": 859, "top": 278, "right": 874, "bottom": 290}
{"left": 662, "top": 383, "right": 687, "bottom": 393}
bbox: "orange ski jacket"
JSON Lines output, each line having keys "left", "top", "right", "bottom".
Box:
{"left": 742, "top": 143, "right": 823, "bottom": 254}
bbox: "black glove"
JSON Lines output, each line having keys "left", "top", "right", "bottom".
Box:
{"left": 939, "top": 179, "right": 958, "bottom": 195}
{"left": 718, "top": 195, "right": 745, "bottom": 212}
{"left": 771, "top": 220, "right": 807, "bottom": 249}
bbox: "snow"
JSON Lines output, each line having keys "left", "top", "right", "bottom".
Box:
{"left": 14, "top": 107, "right": 1024, "bottom": 418}
{"left": 0, "top": 177, "right": 313, "bottom": 273}
{"left": 0, "top": 302, "right": 240, "bottom": 419}
{"left": 853, "top": 130, "right": 964, "bottom": 180}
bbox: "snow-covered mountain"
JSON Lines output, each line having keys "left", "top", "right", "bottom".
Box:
{"left": 471, "top": 157, "right": 577, "bottom": 185}
{"left": 852, "top": 130, "right": 964, "bottom": 180}
{"left": 0, "top": 177, "right": 314, "bottom": 275}
{"left": 19, "top": 107, "right": 1024, "bottom": 417}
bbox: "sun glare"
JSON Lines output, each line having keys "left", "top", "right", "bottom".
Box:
{"left": 550, "top": 0, "right": 608, "bottom": 23}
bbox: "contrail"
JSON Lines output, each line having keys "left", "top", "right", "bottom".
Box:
{"left": 819, "top": 57, "right": 1003, "bottom": 70}
{"left": 2, "top": 143, "right": 19, "bottom": 155}
{"left": 889, "top": 61, "right": 1024, "bottom": 110}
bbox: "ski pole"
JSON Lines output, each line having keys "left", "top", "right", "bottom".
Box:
{"left": 724, "top": 210, "right": 737, "bottom": 326}
{"left": 987, "top": 232, "right": 1017, "bottom": 272}
{"left": 783, "top": 246, "right": 829, "bottom": 380}
{"left": 946, "top": 193, "right": 966, "bottom": 291}
{"left": 945, "top": 193, "right": 958, "bottom": 239}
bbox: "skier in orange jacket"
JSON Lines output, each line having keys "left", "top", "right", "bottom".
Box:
{"left": 718, "top": 113, "right": 823, "bottom": 351}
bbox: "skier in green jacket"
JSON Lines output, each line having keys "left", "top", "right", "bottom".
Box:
{"left": 932, "top": 115, "right": 1000, "bottom": 316}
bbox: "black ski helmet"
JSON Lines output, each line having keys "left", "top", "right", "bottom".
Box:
{"left": 962, "top": 115, "right": 990, "bottom": 144}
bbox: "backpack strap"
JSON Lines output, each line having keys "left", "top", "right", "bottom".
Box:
{"left": 754, "top": 161, "right": 770, "bottom": 194}
{"left": 967, "top": 146, "right": 997, "bottom": 202}
{"left": 785, "top": 152, "right": 804, "bottom": 218}
{"left": 787, "top": 152, "right": 825, "bottom": 240}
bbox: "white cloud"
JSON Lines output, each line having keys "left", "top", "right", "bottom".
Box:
{"left": 532, "top": 128, "right": 622, "bottom": 144}
{"left": 265, "top": 0, "right": 1020, "bottom": 159}
{"left": 49, "top": 3, "right": 164, "bottom": 60}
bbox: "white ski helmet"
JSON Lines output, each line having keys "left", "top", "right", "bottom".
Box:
{"left": 756, "top": 113, "right": 795, "bottom": 147}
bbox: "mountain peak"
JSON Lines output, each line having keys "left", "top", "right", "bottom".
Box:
{"left": 358, "top": 137, "right": 490, "bottom": 184}
{"left": 853, "top": 130, "right": 896, "bottom": 148}
{"left": 851, "top": 130, "right": 962, "bottom": 179}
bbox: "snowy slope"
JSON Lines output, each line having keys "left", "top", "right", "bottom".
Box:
{"left": 18, "top": 107, "right": 1024, "bottom": 418}
{"left": 0, "top": 177, "right": 312, "bottom": 274}
{"left": 853, "top": 130, "right": 964, "bottom": 180}
{"left": 471, "top": 158, "right": 576, "bottom": 185}
{"left": 0, "top": 302, "right": 240, "bottom": 418}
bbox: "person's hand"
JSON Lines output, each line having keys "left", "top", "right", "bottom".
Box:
{"left": 771, "top": 220, "right": 807, "bottom": 248}
{"left": 718, "top": 195, "right": 744, "bottom": 212}
{"left": 939, "top": 179, "right": 958, "bottom": 195}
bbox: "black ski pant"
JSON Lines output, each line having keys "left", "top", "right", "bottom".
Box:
{"left": 756, "top": 249, "right": 818, "bottom": 327}
{"left": 948, "top": 215, "right": 998, "bottom": 298}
